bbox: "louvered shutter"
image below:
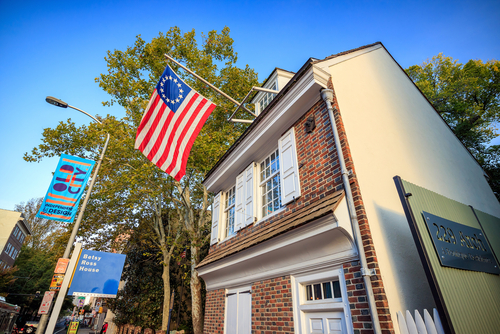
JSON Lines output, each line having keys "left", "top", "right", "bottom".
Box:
{"left": 210, "top": 192, "right": 221, "bottom": 245}
{"left": 235, "top": 171, "right": 245, "bottom": 231}
{"left": 279, "top": 127, "right": 301, "bottom": 205}
{"left": 244, "top": 163, "right": 256, "bottom": 227}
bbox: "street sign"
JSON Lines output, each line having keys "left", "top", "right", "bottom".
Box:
{"left": 49, "top": 274, "right": 64, "bottom": 290}
{"left": 68, "top": 249, "right": 126, "bottom": 298}
{"left": 67, "top": 321, "right": 79, "bottom": 334}
{"left": 38, "top": 291, "right": 56, "bottom": 314}
{"left": 55, "top": 258, "right": 70, "bottom": 274}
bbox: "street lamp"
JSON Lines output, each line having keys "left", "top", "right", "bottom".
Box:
{"left": 39, "top": 96, "right": 111, "bottom": 334}
{"left": 45, "top": 96, "right": 110, "bottom": 259}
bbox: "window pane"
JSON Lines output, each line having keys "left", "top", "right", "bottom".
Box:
{"left": 274, "top": 198, "right": 280, "bottom": 211}
{"left": 332, "top": 281, "right": 341, "bottom": 298}
{"left": 306, "top": 285, "right": 313, "bottom": 301}
{"left": 323, "top": 282, "right": 332, "bottom": 299}
{"left": 267, "top": 203, "right": 273, "bottom": 216}
{"left": 313, "top": 284, "right": 322, "bottom": 300}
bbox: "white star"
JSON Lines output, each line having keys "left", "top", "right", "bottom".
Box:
{"left": 160, "top": 88, "right": 164, "bottom": 92}
{"left": 166, "top": 98, "right": 170, "bottom": 103}
{"left": 162, "top": 94, "right": 166, "bottom": 98}
{"left": 179, "top": 95, "right": 183, "bottom": 99}
{"left": 179, "top": 89, "right": 183, "bottom": 93}
{"left": 176, "top": 98, "right": 180, "bottom": 103}
{"left": 173, "top": 78, "right": 178, "bottom": 83}
{"left": 169, "top": 76, "right": 173, "bottom": 80}
{"left": 160, "top": 82, "right": 164, "bottom": 86}
{"left": 171, "top": 100, "right": 175, "bottom": 104}
{"left": 177, "top": 83, "right": 181, "bottom": 88}
{"left": 162, "top": 77, "right": 166, "bottom": 82}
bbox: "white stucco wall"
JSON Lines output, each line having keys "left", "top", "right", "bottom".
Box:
{"left": 324, "top": 47, "right": 500, "bottom": 330}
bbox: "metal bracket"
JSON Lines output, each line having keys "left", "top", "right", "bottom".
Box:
{"left": 361, "top": 268, "right": 376, "bottom": 276}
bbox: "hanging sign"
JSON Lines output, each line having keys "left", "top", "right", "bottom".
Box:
{"left": 38, "top": 291, "right": 56, "bottom": 314}
{"left": 36, "top": 154, "right": 95, "bottom": 222}
{"left": 68, "top": 249, "right": 126, "bottom": 298}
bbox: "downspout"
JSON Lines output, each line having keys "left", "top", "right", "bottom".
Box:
{"left": 321, "top": 89, "right": 382, "bottom": 334}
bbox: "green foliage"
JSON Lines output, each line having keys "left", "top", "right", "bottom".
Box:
{"left": 406, "top": 54, "right": 500, "bottom": 198}
{"left": 0, "top": 266, "right": 18, "bottom": 294}
{"left": 24, "top": 27, "right": 258, "bottom": 332}
{"left": 3, "top": 245, "right": 73, "bottom": 318}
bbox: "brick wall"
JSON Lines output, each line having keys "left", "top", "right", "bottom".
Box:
{"left": 203, "top": 82, "right": 394, "bottom": 333}
{"left": 208, "top": 98, "right": 344, "bottom": 256}
{"left": 252, "top": 276, "right": 294, "bottom": 334}
{"left": 203, "top": 289, "right": 225, "bottom": 334}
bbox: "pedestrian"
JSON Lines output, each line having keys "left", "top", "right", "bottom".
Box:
{"left": 100, "top": 322, "right": 108, "bottom": 334}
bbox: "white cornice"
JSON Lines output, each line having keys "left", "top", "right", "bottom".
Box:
{"left": 204, "top": 66, "right": 331, "bottom": 193}
{"left": 197, "top": 214, "right": 357, "bottom": 290}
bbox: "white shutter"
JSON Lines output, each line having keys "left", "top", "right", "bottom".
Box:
{"left": 238, "top": 291, "right": 252, "bottom": 334}
{"left": 235, "top": 171, "right": 245, "bottom": 231}
{"left": 210, "top": 192, "right": 221, "bottom": 245}
{"left": 279, "top": 127, "right": 301, "bottom": 205}
{"left": 244, "top": 163, "right": 256, "bottom": 227}
{"left": 226, "top": 293, "right": 237, "bottom": 333}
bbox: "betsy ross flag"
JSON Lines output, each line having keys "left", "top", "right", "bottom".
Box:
{"left": 135, "top": 65, "right": 216, "bottom": 181}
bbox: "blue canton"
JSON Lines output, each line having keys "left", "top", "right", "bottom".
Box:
{"left": 156, "top": 66, "right": 192, "bottom": 113}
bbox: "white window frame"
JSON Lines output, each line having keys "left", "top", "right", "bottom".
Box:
{"left": 223, "top": 185, "right": 236, "bottom": 240}
{"left": 224, "top": 285, "right": 252, "bottom": 334}
{"left": 257, "top": 81, "right": 277, "bottom": 114}
{"left": 259, "top": 148, "right": 282, "bottom": 219}
{"left": 291, "top": 267, "right": 353, "bottom": 334}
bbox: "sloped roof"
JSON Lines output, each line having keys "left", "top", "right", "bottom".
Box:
{"left": 203, "top": 42, "right": 382, "bottom": 184}
{"left": 197, "top": 190, "right": 345, "bottom": 268}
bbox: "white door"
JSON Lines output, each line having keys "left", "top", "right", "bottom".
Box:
{"left": 304, "top": 311, "right": 345, "bottom": 334}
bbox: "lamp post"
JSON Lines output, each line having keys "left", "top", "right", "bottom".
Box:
{"left": 38, "top": 96, "right": 110, "bottom": 334}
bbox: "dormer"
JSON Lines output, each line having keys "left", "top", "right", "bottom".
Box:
{"left": 251, "top": 68, "right": 295, "bottom": 115}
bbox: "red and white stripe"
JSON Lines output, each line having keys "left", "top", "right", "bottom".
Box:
{"left": 135, "top": 88, "right": 216, "bottom": 181}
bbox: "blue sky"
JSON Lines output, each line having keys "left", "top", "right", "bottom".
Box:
{"left": 1, "top": 0, "right": 499, "bottom": 210}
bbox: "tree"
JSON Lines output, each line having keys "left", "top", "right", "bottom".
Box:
{"left": 14, "top": 198, "right": 67, "bottom": 253}
{"left": 406, "top": 54, "right": 500, "bottom": 198}
{"left": 25, "top": 26, "right": 259, "bottom": 333}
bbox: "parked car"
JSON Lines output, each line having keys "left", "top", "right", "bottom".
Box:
{"left": 21, "top": 321, "right": 38, "bottom": 334}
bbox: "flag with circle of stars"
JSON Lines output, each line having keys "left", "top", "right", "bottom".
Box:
{"left": 157, "top": 66, "right": 191, "bottom": 113}
{"left": 135, "top": 65, "right": 217, "bottom": 181}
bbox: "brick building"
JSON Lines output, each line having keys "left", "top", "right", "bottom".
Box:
{"left": 0, "top": 209, "right": 31, "bottom": 268}
{"left": 197, "top": 43, "right": 500, "bottom": 334}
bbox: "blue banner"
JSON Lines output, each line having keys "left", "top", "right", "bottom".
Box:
{"left": 36, "top": 154, "right": 95, "bottom": 222}
{"left": 68, "top": 249, "right": 126, "bottom": 298}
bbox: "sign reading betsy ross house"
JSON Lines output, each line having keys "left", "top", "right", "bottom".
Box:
{"left": 68, "top": 249, "right": 126, "bottom": 298}
{"left": 37, "top": 154, "right": 95, "bottom": 222}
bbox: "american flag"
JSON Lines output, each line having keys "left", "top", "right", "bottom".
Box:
{"left": 135, "top": 65, "right": 216, "bottom": 181}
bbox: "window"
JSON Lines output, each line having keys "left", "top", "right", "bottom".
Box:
{"left": 224, "top": 186, "right": 236, "bottom": 239}
{"left": 13, "top": 226, "right": 20, "bottom": 239}
{"left": 12, "top": 249, "right": 18, "bottom": 260}
{"left": 260, "top": 149, "right": 282, "bottom": 218}
{"left": 305, "top": 280, "right": 342, "bottom": 301}
{"left": 225, "top": 287, "right": 251, "bottom": 334}
{"left": 19, "top": 233, "right": 25, "bottom": 243}
{"left": 292, "top": 269, "right": 351, "bottom": 334}
{"left": 4, "top": 243, "right": 12, "bottom": 255}
{"left": 258, "top": 82, "right": 277, "bottom": 113}
{"left": 210, "top": 128, "right": 301, "bottom": 244}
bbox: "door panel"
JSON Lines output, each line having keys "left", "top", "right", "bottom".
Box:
{"left": 304, "top": 312, "right": 345, "bottom": 334}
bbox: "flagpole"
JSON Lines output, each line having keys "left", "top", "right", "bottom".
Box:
{"left": 164, "top": 54, "right": 256, "bottom": 117}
